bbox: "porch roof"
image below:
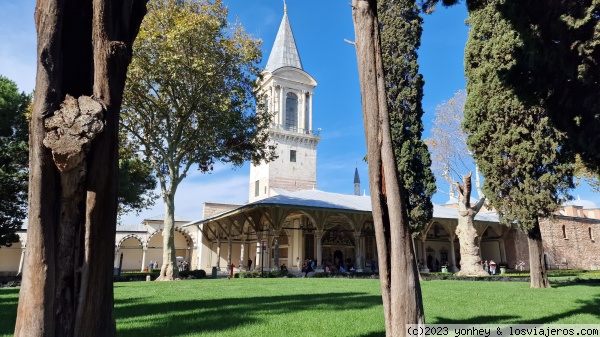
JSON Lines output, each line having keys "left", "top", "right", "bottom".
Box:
{"left": 183, "top": 189, "right": 499, "bottom": 228}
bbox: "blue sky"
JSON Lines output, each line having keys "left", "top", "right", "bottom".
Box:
{"left": 1, "top": 1, "right": 596, "bottom": 224}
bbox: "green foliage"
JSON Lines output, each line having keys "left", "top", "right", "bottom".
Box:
{"left": 236, "top": 270, "right": 290, "bottom": 278}
{"left": 378, "top": 0, "right": 436, "bottom": 233}
{"left": 462, "top": 0, "right": 574, "bottom": 230}
{"left": 178, "top": 269, "right": 206, "bottom": 279}
{"left": 121, "top": 0, "right": 274, "bottom": 183}
{"left": 495, "top": 0, "right": 600, "bottom": 173}
{"left": 0, "top": 76, "right": 30, "bottom": 247}
{"left": 117, "top": 135, "right": 158, "bottom": 219}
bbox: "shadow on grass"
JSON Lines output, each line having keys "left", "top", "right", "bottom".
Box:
{"left": 115, "top": 292, "right": 382, "bottom": 336}
{"left": 431, "top": 295, "right": 600, "bottom": 325}
{"left": 432, "top": 315, "right": 521, "bottom": 324}
{"left": 0, "top": 288, "right": 19, "bottom": 336}
{"left": 519, "top": 295, "right": 600, "bottom": 324}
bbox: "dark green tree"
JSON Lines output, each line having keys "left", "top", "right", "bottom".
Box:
{"left": 462, "top": 0, "right": 575, "bottom": 288}
{"left": 378, "top": 0, "right": 437, "bottom": 236}
{"left": 496, "top": 0, "right": 600, "bottom": 173}
{"left": 421, "top": 0, "right": 600, "bottom": 172}
{"left": 0, "top": 76, "right": 30, "bottom": 247}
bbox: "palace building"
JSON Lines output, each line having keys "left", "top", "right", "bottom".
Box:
{"left": 2, "top": 6, "right": 600, "bottom": 276}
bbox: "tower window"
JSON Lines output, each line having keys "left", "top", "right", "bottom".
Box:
{"left": 290, "top": 150, "right": 297, "bottom": 162}
{"left": 255, "top": 180, "right": 259, "bottom": 197}
{"left": 562, "top": 225, "right": 567, "bottom": 239}
{"left": 285, "top": 92, "right": 298, "bottom": 131}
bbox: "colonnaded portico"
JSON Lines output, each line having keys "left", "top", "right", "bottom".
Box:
{"left": 186, "top": 189, "right": 512, "bottom": 273}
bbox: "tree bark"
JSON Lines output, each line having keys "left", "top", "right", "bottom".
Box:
{"left": 527, "top": 219, "right": 550, "bottom": 288}
{"left": 352, "top": 1, "right": 424, "bottom": 335}
{"left": 454, "top": 173, "right": 488, "bottom": 276}
{"left": 15, "top": 1, "right": 146, "bottom": 336}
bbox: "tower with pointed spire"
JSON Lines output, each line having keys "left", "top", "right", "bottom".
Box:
{"left": 249, "top": 5, "right": 320, "bottom": 202}
{"left": 354, "top": 167, "right": 361, "bottom": 196}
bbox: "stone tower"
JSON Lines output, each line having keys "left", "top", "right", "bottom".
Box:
{"left": 249, "top": 5, "right": 320, "bottom": 202}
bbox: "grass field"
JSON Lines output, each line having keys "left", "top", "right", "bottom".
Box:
{"left": 1, "top": 278, "right": 599, "bottom": 336}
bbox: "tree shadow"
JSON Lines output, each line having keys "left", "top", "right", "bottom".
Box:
{"left": 0, "top": 288, "right": 19, "bottom": 336}
{"left": 432, "top": 315, "right": 520, "bottom": 325}
{"left": 115, "top": 292, "right": 382, "bottom": 336}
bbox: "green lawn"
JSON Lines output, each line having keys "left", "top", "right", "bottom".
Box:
{"left": 1, "top": 278, "right": 599, "bottom": 337}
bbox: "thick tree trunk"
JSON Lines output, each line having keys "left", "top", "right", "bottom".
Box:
{"left": 455, "top": 215, "right": 487, "bottom": 276}
{"left": 156, "top": 192, "right": 179, "bottom": 280}
{"left": 454, "top": 173, "right": 487, "bottom": 276}
{"left": 527, "top": 219, "right": 550, "bottom": 288}
{"left": 15, "top": 1, "right": 146, "bottom": 336}
{"left": 352, "top": 1, "right": 425, "bottom": 335}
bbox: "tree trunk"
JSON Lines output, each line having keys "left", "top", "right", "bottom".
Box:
{"left": 352, "top": 1, "right": 425, "bottom": 335}
{"left": 156, "top": 192, "right": 179, "bottom": 280}
{"left": 527, "top": 219, "right": 550, "bottom": 288}
{"left": 15, "top": 1, "right": 146, "bottom": 336}
{"left": 455, "top": 173, "right": 487, "bottom": 276}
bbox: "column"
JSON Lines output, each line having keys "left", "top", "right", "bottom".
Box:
{"left": 254, "top": 233, "right": 262, "bottom": 270}
{"left": 299, "top": 90, "right": 306, "bottom": 132}
{"left": 239, "top": 238, "right": 246, "bottom": 269}
{"left": 353, "top": 232, "right": 362, "bottom": 272}
{"left": 17, "top": 247, "right": 26, "bottom": 276}
{"left": 420, "top": 238, "right": 429, "bottom": 272}
{"left": 308, "top": 92, "right": 313, "bottom": 132}
{"left": 315, "top": 230, "right": 323, "bottom": 270}
{"left": 274, "top": 238, "right": 280, "bottom": 267}
{"left": 449, "top": 234, "right": 459, "bottom": 272}
{"left": 216, "top": 238, "right": 221, "bottom": 270}
{"left": 279, "top": 85, "right": 285, "bottom": 126}
{"left": 140, "top": 247, "right": 147, "bottom": 272}
{"left": 227, "top": 239, "right": 232, "bottom": 268}
{"left": 498, "top": 239, "right": 507, "bottom": 264}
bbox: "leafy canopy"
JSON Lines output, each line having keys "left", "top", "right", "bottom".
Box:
{"left": 0, "top": 75, "right": 30, "bottom": 246}
{"left": 121, "top": 0, "right": 274, "bottom": 195}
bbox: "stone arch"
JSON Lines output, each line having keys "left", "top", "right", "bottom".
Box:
{"left": 175, "top": 226, "right": 197, "bottom": 248}
{"left": 117, "top": 234, "right": 144, "bottom": 249}
{"left": 117, "top": 235, "right": 144, "bottom": 271}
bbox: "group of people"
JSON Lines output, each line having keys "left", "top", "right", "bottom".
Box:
{"left": 301, "top": 259, "right": 316, "bottom": 277}
{"left": 148, "top": 261, "right": 159, "bottom": 271}
{"left": 177, "top": 260, "right": 190, "bottom": 272}
{"left": 483, "top": 260, "right": 497, "bottom": 275}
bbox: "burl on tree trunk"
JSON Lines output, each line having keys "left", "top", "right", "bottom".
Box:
{"left": 352, "top": 0, "right": 424, "bottom": 335}
{"left": 454, "top": 172, "right": 488, "bottom": 276}
{"left": 14, "top": 0, "right": 146, "bottom": 336}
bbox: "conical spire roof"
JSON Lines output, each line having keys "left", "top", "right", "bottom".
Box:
{"left": 265, "top": 7, "right": 303, "bottom": 72}
{"left": 354, "top": 167, "right": 360, "bottom": 184}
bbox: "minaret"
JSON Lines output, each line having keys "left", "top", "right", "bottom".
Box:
{"left": 249, "top": 5, "right": 320, "bottom": 202}
{"left": 354, "top": 167, "right": 361, "bottom": 196}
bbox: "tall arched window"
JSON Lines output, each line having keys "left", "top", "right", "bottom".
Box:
{"left": 562, "top": 225, "right": 567, "bottom": 239}
{"left": 589, "top": 227, "right": 594, "bottom": 241}
{"left": 285, "top": 92, "right": 298, "bottom": 131}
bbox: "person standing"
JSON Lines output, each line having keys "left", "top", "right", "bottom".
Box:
{"left": 490, "top": 260, "right": 497, "bottom": 275}
{"left": 248, "top": 258, "right": 253, "bottom": 271}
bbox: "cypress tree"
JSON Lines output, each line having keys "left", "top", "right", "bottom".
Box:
{"left": 462, "top": 0, "right": 575, "bottom": 288}
{"left": 378, "top": 0, "right": 436, "bottom": 235}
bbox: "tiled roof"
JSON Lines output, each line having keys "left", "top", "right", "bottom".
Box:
{"left": 186, "top": 189, "right": 500, "bottom": 226}
{"left": 116, "top": 222, "right": 146, "bottom": 232}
